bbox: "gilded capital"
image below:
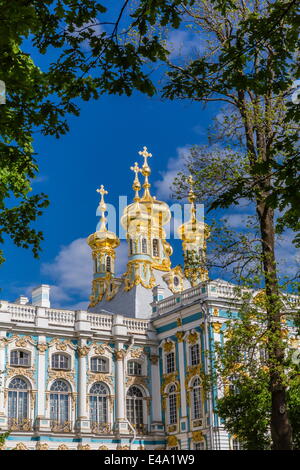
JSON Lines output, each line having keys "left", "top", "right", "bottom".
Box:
{"left": 176, "top": 331, "right": 185, "bottom": 343}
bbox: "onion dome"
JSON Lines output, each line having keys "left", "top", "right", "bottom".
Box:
{"left": 177, "top": 176, "right": 209, "bottom": 246}
{"left": 87, "top": 185, "right": 120, "bottom": 251}
{"left": 121, "top": 147, "right": 171, "bottom": 233}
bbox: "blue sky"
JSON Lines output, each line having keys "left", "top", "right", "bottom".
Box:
{"left": 0, "top": 21, "right": 298, "bottom": 309}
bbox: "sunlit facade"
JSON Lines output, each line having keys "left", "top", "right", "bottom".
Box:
{"left": 0, "top": 148, "right": 298, "bottom": 450}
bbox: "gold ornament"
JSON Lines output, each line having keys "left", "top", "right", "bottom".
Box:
{"left": 212, "top": 322, "right": 223, "bottom": 334}
{"left": 115, "top": 349, "right": 126, "bottom": 361}
{"left": 163, "top": 341, "right": 174, "bottom": 353}
{"left": 37, "top": 343, "right": 48, "bottom": 353}
{"left": 57, "top": 444, "right": 69, "bottom": 450}
{"left": 99, "top": 445, "right": 109, "bottom": 450}
{"left": 13, "top": 442, "right": 28, "bottom": 450}
{"left": 130, "top": 347, "right": 144, "bottom": 359}
{"left": 176, "top": 331, "right": 185, "bottom": 343}
{"left": 78, "top": 444, "right": 91, "bottom": 450}
{"left": 36, "top": 442, "right": 49, "bottom": 450}
{"left": 150, "top": 355, "right": 159, "bottom": 365}
{"left": 192, "top": 431, "right": 204, "bottom": 442}
{"left": 187, "top": 332, "right": 198, "bottom": 345}
{"left": 167, "top": 435, "right": 178, "bottom": 447}
{"left": 77, "top": 346, "right": 90, "bottom": 357}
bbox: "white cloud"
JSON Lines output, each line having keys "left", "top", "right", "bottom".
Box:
{"left": 221, "top": 213, "right": 253, "bottom": 229}
{"left": 41, "top": 238, "right": 92, "bottom": 306}
{"left": 40, "top": 238, "right": 129, "bottom": 308}
{"left": 276, "top": 231, "right": 300, "bottom": 278}
{"left": 154, "top": 146, "right": 190, "bottom": 200}
{"left": 166, "top": 30, "right": 204, "bottom": 59}
{"left": 67, "top": 20, "right": 105, "bottom": 51}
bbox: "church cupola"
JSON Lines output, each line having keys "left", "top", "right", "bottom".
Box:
{"left": 177, "top": 176, "right": 209, "bottom": 286}
{"left": 121, "top": 147, "right": 173, "bottom": 291}
{"left": 87, "top": 185, "right": 120, "bottom": 307}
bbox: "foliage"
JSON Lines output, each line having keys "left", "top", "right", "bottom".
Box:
{"left": 213, "top": 291, "right": 300, "bottom": 449}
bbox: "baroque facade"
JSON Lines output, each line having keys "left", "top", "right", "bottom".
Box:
{"left": 0, "top": 147, "right": 298, "bottom": 450}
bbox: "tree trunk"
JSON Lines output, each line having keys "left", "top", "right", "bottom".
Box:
{"left": 256, "top": 200, "right": 293, "bottom": 450}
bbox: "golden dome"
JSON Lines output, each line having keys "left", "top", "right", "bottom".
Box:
{"left": 177, "top": 176, "right": 209, "bottom": 243}
{"left": 87, "top": 185, "right": 120, "bottom": 250}
{"left": 121, "top": 147, "right": 171, "bottom": 232}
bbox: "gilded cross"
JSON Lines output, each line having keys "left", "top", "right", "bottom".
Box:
{"left": 96, "top": 184, "right": 108, "bottom": 198}
{"left": 130, "top": 162, "right": 141, "bottom": 178}
{"left": 138, "top": 146, "right": 152, "bottom": 167}
{"left": 96, "top": 184, "right": 108, "bottom": 231}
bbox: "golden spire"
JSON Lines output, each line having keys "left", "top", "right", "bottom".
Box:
{"left": 130, "top": 161, "right": 142, "bottom": 201}
{"left": 96, "top": 184, "right": 108, "bottom": 232}
{"left": 138, "top": 146, "right": 152, "bottom": 201}
{"left": 187, "top": 175, "right": 197, "bottom": 225}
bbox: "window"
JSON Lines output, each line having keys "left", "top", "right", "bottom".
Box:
{"left": 194, "top": 441, "right": 205, "bottom": 450}
{"left": 141, "top": 238, "right": 147, "bottom": 254}
{"left": 106, "top": 256, "right": 111, "bottom": 272}
{"left": 126, "top": 386, "right": 144, "bottom": 433}
{"left": 128, "top": 361, "right": 142, "bottom": 376}
{"left": 259, "top": 347, "right": 269, "bottom": 364}
{"left": 8, "top": 377, "right": 29, "bottom": 427}
{"left": 89, "top": 382, "right": 108, "bottom": 425}
{"left": 192, "top": 377, "right": 202, "bottom": 419}
{"left": 50, "top": 380, "right": 70, "bottom": 427}
{"left": 231, "top": 438, "right": 241, "bottom": 450}
{"left": 173, "top": 276, "right": 179, "bottom": 287}
{"left": 129, "top": 239, "right": 133, "bottom": 255}
{"left": 10, "top": 350, "right": 30, "bottom": 367}
{"left": 190, "top": 343, "right": 200, "bottom": 366}
{"left": 168, "top": 384, "right": 177, "bottom": 424}
{"left": 91, "top": 357, "right": 108, "bottom": 373}
{"left": 152, "top": 239, "right": 159, "bottom": 257}
{"left": 166, "top": 352, "right": 175, "bottom": 374}
{"left": 51, "top": 353, "right": 70, "bottom": 370}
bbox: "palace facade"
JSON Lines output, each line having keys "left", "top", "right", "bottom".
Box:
{"left": 0, "top": 147, "right": 298, "bottom": 450}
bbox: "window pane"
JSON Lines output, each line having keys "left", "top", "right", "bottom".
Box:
{"left": 190, "top": 344, "right": 200, "bottom": 365}
{"left": 169, "top": 393, "right": 177, "bottom": 424}
{"left": 91, "top": 357, "right": 107, "bottom": 373}
{"left": 166, "top": 353, "right": 175, "bottom": 373}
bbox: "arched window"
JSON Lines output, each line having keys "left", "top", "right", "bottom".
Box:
{"left": 10, "top": 350, "right": 30, "bottom": 367}
{"left": 173, "top": 276, "right": 179, "bottom": 287}
{"left": 141, "top": 238, "right": 147, "bottom": 254}
{"left": 192, "top": 377, "right": 202, "bottom": 419}
{"left": 91, "top": 356, "right": 108, "bottom": 373}
{"left": 106, "top": 256, "right": 111, "bottom": 272}
{"left": 50, "top": 380, "right": 70, "bottom": 430}
{"left": 168, "top": 384, "right": 177, "bottom": 424}
{"left": 89, "top": 382, "right": 108, "bottom": 429}
{"left": 129, "top": 239, "right": 133, "bottom": 255}
{"left": 8, "top": 377, "right": 29, "bottom": 428}
{"left": 190, "top": 343, "right": 200, "bottom": 366}
{"left": 166, "top": 352, "right": 175, "bottom": 374}
{"left": 126, "top": 386, "right": 144, "bottom": 433}
{"left": 127, "top": 361, "right": 142, "bottom": 376}
{"left": 51, "top": 353, "right": 70, "bottom": 370}
{"left": 152, "top": 239, "right": 159, "bottom": 257}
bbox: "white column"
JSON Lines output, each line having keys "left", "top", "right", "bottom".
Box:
{"left": 177, "top": 339, "right": 187, "bottom": 416}
{"left": 77, "top": 339, "right": 90, "bottom": 433}
{"left": 115, "top": 346, "right": 125, "bottom": 421}
{"left": 0, "top": 330, "right": 6, "bottom": 417}
{"left": 114, "top": 342, "right": 128, "bottom": 434}
{"left": 78, "top": 341, "right": 88, "bottom": 419}
{"left": 150, "top": 353, "right": 164, "bottom": 434}
{"left": 37, "top": 335, "right": 47, "bottom": 417}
